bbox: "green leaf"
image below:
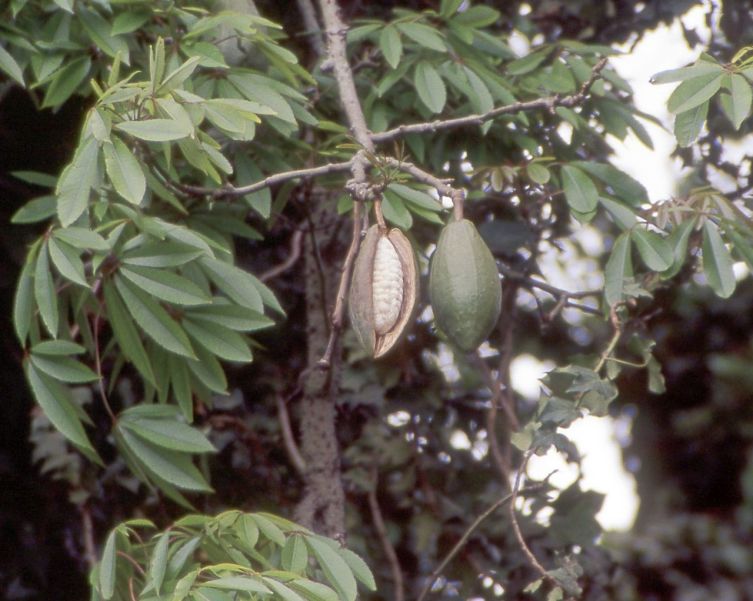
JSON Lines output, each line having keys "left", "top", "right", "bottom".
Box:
{"left": 120, "top": 266, "right": 210, "bottom": 306}
{"left": 703, "top": 221, "right": 736, "bottom": 298}
{"left": 338, "top": 548, "right": 376, "bottom": 591}
{"left": 263, "top": 578, "right": 307, "bottom": 601}
{"left": 103, "top": 137, "right": 146, "bottom": 204}
{"left": 727, "top": 227, "right": 753, "bottom": 271}
{"left": 379, "top": 26, "right": 402, "bottom": 69}
{"left": 121, "top": 242, "right": 203, "bottom": 268}
{"left": 187, "top": 303, "right": 275, "bottom": 332}
{"left": 10, "top": 170, "right": 58, "bottom": 188}
{"left": 11, "top": 195, "right": 57, "bottom": 224}
{"left": 387, "top": 183, "right": 441, "bottom": 211}
{"left": 306, "top": 537, "right": 357, "bottom": 601}
{"left": 26, "top": 362, "right": 97, "bottom": 456}
{"left": 235, "top": 155, "right": 272, "bottom": 219}
{"left": 199, "top": 257, "right": 264, "bottom": 312}
{"left": 149, "top": 531, "right": 170, "bottom": 595}
{"left": 572, "top": 162, "right": 648, "bottom": 206}
{"left": 721, "top": 73, "right": 752, "bottom": 129}
{"left": 0, "top": 44, "right": 25, "bottom": 86}
{"left": 599, "top": 197, "right": 636, "bottom": 230}
{"left": 282, "top": 535, "right": 308, "bottom": 573}
{"left": 453, "top": 5, "right": 500, "bottom": 27}
{"left": 604, "top": 232, "right": 632, "bottom": 306}
{"left": 103, "top": 281, "right": 156, "bottom": 386}
{"left": 414, "top": 61, "right": 446, "bottom": 114}
{"left": 115, "top": 275, "right": 196, "bottom": 358}
{"left": 288, "top": 580, "right": 339, "bottom": 601}
{"left": 667, "top": 71, "right": 724, "bottom": 114}
{"left": 203, "top": 577, "right": 270, "bottom": 594}
{"left": 186, "top": 344, "right": 227, "bottom": 394}
{"left": 440, "top": 0, "right": 464, "bottom": 17}
{"left": 111, "top": 10, "right": 152, "bottom": 35}
{"left": 527, "top": 163, "right": 551, "bottom": 184}
{"left": 14, "top": 255, "right": 35, "bottom": 343}
{"left": 253, "top": 513, "right": 287, "bottom": 546}
{"left": 99, "top": 530, "right": 117, "bottom": 600}
{"left": 183, "top": 319, "right": 252, "bottom": 363}
{"left": 631, "top": 228, "right": 673, "bottom": 271}
{"left": 32, "top": 340, "right": 86, "bottom": 356}
{"left": 674, "top": 101, "right": 709, "bottom": 147}
{"left": 651, "top": 60, "right": 723, "bottom": 84}
{"left": 53, "top": 227, "right": 110, "bottom": 251}
{"left": 158, "top": 56, "right": 201, "bottom": 94}
{"left": 115, "top": 119, "right": 192, "bottom": 142}
{"left": 56, "top": 137, "right": 99, "bottom": 227}
{"left": 167, "top": 354, "right": 194, "bottom": 421}
{"left": 34, "top": 242, "right": 58, "bottom": 337}
{"left": 396, "top": 22, "right": 446, "bottom": 52}
{"left": 561, "top": 165, "right": 598, "bottom": 213}
{"left": 42, "top": 56, "right": 91, "bottom": 109}
{"left": 79, "top": 7, "right": 130, "bottom": 62}
{"left": 507, "top": 48, "right": 551, "bottom": 75}
{"left": 662, "top": 219, "right": 696, "bottom": 279}
{"left": 120, "top": 417, "right": 215, "bottom": 454}
{"left": 30, "top": 354, "right": 98, "bottom": 383}
{"left": 117, "top": 427, "right": 212, "bottom": 492}
{"left": 381, "top": 190, "right": 413, "bottom": 229}
{"left": 48, "top": 237, "right": 88, "bottom": 287}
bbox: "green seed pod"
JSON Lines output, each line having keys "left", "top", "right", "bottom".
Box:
{"left": 349, "top": 225, "right": 419, "bottom": 358}
{"left": 429, "top": 219, "right": 502, "bottom": 352}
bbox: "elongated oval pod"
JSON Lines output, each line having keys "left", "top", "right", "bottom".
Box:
{"left": 429, "top": 219, "right": 502, "bottom": 352}
{"left": 348, "top": 225, "right": 419, "bottom": 358}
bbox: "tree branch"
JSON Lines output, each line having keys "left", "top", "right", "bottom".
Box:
{"left": 276, "top": 392, "right": 306, "bottom": 476}
{"left": 509, "top": 449, "right": 560, "bottom": 589}
{"left": 260, "top": 229, "right": 304, "bottom": 283}
{"left": 296, "top": 0, "right": 325, "bottom": 57}
{"left": 179, "top": 160, "right": 354, "bottom": 198}
{"left": 316, "top": 0, "right": 377, "bottom": 366}
{"left": 372, "top": 58, "right": 609, "bottom": 144}
{"left": 368, "top": 468, "right": 405, "bottom": 601}
{"left": 416, "top": 484, "right": 542, "bottom": 601}
{"left": 318, "top": 198, "right": 362, "bottom": 367}
{"left": 381, "top": 157, "right": 465, "bottom": 220}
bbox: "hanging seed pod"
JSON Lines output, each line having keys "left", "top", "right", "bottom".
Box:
{"left": 429, "top": 219, "right": 502, "bottom": 352}
{"left": 349, "top": 225, "right": 419, "bottom": 358}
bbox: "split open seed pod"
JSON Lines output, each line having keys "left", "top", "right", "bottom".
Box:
{"left": 348, "top": 225, "right": 419, "bottom": 358}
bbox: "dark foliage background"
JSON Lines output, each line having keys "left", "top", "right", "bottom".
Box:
{"left": 3, "top": 1, "right": 753, "bottom": 600}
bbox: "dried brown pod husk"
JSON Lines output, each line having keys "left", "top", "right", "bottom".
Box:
{"left": 348, "top": 225, "right": 419, "bottom": 358}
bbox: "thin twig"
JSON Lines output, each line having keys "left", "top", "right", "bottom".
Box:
{"left": 416, "top": 485, "right": 541, "bottom": 601}
{"left": 373, "top": 58, "right": 609, "bottom": 144}
{"left": 128, "top": 578, "right": 137, "bottom": 601}
{"left": 474, "top": 355, "right": 519, "bottom": 434}
{"left": 594, "top": 306, "right": 624, "bottom": 374}
{"left": 93, "top": 309, "right": 116, "bottom": 422}
{"left": 276, "top": 392, "right": 307, "bottom": 476}
{"left": 178, "top": 160, "right": 354, "bottom": 198}
{"left": 296, "top": 0, "right": 326, "bottom": 57}
{"left": 509, "top": 449, "right": 560, "bottom": 588}
{"left": 368, "top": 467, "right": 405, "bottom": 601}
{"left": 318, "top": 198, "right": 362, "bottom": 367}
{"left": 80, "top": 504, "right": 98, "bottom": 570}
{"left": 498, "top": 264, "right": 600, "bottom": 300}
{"left": 117, "top": 551, "right": 147, "bottom": 577}
{"left": 260, "top": 229, "right": 304, "bottom": 282}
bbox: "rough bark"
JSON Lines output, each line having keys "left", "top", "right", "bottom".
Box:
{"left": 294, "top": 196, "right": 348, "bottom": 538}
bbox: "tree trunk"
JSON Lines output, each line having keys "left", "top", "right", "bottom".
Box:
{"left": 294, "top": 194, "right": 348, "bottom": 539}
